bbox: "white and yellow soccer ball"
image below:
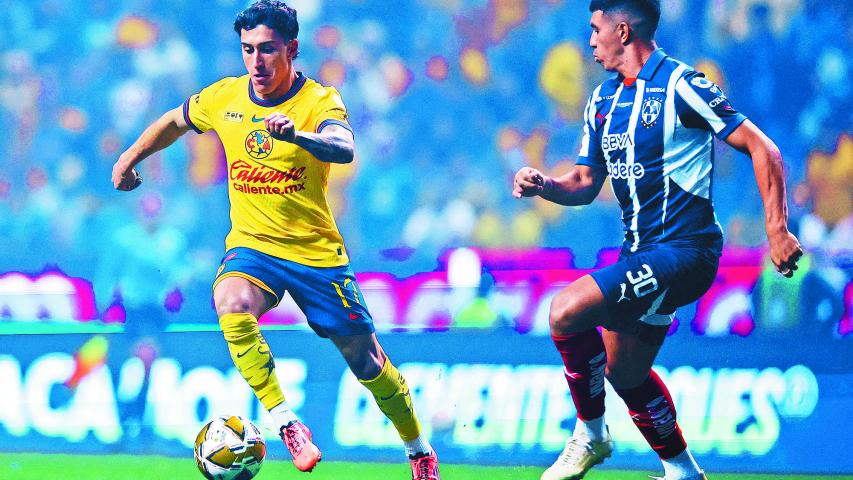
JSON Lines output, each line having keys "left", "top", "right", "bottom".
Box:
{"left": 194, "top": 415, "right": 266, "bottom": 480}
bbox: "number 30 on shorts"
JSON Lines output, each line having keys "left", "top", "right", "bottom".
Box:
{"left": 625, "top": 264, "right": 659, "bottom": 298}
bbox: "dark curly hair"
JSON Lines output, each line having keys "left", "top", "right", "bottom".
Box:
{"left": 589, "top": 0, "right": 660, "bottom": 41}
{"left": 234, "top": 0, "right": 299, "bottom": 56}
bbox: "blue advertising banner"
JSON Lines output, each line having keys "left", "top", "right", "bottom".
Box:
{"left": 0, "top": 330, "right": 849, "bottom": 474}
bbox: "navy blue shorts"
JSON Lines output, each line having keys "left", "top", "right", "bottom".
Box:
{"left": 590, "top": 242, "right": 720, "bottom": 329}
{"left": 213, "top": 247, "right": 375, "bottom": 338}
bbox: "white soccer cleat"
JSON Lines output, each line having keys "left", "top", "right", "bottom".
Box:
{"left": 649, "top": 473, "right": 707, "bottom": 480}
{"left": 540, "top": 430, "right": 614, "bottom": 480}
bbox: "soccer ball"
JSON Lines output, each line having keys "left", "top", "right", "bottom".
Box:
{"left": 194, "top": 415, "right": 266, "bottom": 480}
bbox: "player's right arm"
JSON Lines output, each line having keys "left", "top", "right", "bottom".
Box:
{"left": 512, "top": 91, "right": 607, "bottom": 205}
{"left": 512, "top": 165, "right": 606, "bottom": 205}
{"left": 112, "top": 106, "right": 191, "bottom": 191}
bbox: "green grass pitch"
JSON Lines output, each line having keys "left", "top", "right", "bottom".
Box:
{"left": 2, "top": 453, "right": 852, "bottom": 480}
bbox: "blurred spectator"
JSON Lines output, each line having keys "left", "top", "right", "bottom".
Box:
{"left": 0, "top": 0, "right": 849, "bottom": 332}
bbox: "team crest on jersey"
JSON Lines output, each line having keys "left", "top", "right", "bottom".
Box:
{"left": 641, "top": 98, "right": 662, "bottom": 128}
{"left": 245, "top": 130, "right": 273, "bottom": 159}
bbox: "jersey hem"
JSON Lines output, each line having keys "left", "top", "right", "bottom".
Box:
{"left": 317, "top": 119, "right": 353, "bottom": 134}
{"left": 716, "top": 114, "right": 747, "bottom": 141}
{"left": 228, "top": 243, "right": 350, "bottom": 269}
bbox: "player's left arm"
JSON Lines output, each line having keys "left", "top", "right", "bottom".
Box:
{"left": 725, "top": 120, "right": 803, "bottom": 277}
{"left": 264, "top": 113, "right": 354, "bottom": 164}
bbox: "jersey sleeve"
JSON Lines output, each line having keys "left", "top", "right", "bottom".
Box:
{"left": 313, "top": 87, "right": 353, "bottom": 135}
{"left": 183, "top": 77, "right": 234, "bottom": 134}
{"left": 575, "top": 93, "right": 606, "bottom": 170}
{"left": 674, "top": 71, "right": 747, "bottom": 140}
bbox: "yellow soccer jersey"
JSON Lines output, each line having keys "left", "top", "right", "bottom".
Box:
{"left": 183, "top": 73, "right": 352, "bottom": 267}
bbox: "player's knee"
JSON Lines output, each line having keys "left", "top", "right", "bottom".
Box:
{"left": 215, "top": 296, "right": 256, "bottom": 317}
{"left": 217, "top": 310, "right": 255, "bottom": 334}
{"left": 549, "top": 293, "right": 582, "bottom": 332}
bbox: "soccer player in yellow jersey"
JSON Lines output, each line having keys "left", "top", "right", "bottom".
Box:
{"left": 111, "top": 2, "right": 440, "bottom": 478}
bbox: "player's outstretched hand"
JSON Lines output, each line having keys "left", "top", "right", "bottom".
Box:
{"left": 111, "top": 159, "right": 142, "bottom": 191}
{"left": 265, "top": 112, "right": 296, "bottom": 142}
{"left": 768, "top": 230, "right": 803, "bottom": 278}
{"left": 512, "top": 167, "right": 548, "bottom": 198}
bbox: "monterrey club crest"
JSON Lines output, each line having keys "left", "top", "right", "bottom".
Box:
{"left": 245, "top": 130, "right": 273, "bottom": 159}
{"left": 641, "top": 98, "right": 662, "bottom": 128}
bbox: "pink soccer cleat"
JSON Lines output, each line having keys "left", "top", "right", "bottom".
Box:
{"left": 409, "top": 451, "right": 441, "bottom": 480}
{"left": 280, "top": 421, "right": 322, "bottom": 472}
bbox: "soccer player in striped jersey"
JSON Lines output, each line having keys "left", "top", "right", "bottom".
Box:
{"left": 111, "top": 1, "right": 439, "bottom": 478}
{"left": 512, "top": 1, "right": 802, "bottom": 479}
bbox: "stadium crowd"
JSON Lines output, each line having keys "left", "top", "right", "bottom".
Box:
{"left": 0, "top": 0, "right": 849, "bottom": 332}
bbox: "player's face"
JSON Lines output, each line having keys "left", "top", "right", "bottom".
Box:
{"left": 589, "top": 10, "right": 625, "bottom": 72}
{"left": 240, "top": 25, "right": 299, "bottom": 98}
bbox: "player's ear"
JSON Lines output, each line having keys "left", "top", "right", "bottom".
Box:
{"left": 617, "top": 21, "right": 631, "bottom": 44}
{"left": 286, "top": 39, "right": 299, "bottom": 59}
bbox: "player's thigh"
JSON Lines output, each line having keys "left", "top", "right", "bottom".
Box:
{"left": 601, "top": 325, "right": 668, "bottom": 389}
{"left": 212, "top": 248, "right": 281, "bottom": 317}
{"left": 549, "top": 275, "right": 610, "bottom": 335}
{"left": 591, "top": 245, "right": 718, "bottom": 330}
{"left": 281, "top": 260, "right": 376, "bottom": 339}
{"left": 330, "top": 332, "right": 387, "bottom": 380}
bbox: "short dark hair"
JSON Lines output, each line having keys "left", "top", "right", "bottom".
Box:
{"left": 234, "top": 0, "right": 299, "bottom": 44}
{"left": 589, "top": 0, "right": 661, "bottom": 41}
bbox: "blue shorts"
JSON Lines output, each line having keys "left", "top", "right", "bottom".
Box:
{"left": 213, "top": 247, "right": 375, "bottom": 338}
{"left": 590, "top": 241, "right": 720, "bottom": 329}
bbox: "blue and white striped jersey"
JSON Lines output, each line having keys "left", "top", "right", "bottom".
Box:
{"left": 576, "top": 49, "right": 746, "bottom": 253}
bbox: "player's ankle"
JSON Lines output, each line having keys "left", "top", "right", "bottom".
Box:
{"left": 574, "top": 416, "right": 607, "bottom": 442}
{"left": 269, "top": 402, "right": 299, "bottom": 429}
{"left": 661, "top": 447, "right": 702, "bottom": 479}
{"left": 404, "top": 435, "right": 433, "bottom": 458}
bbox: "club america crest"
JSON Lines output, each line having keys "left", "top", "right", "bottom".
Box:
{"left": 641, "top": 97, "right": 662, "bottom": 128}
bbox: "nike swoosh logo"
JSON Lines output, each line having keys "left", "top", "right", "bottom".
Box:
{"left": 251, "top": 115, "right": 265, "bottom": 123}
{"left": 379, "top": 390, "right": 410, "bottom": 401}
{"left": 237, "top": 345, "right": 268, "bottom": 358}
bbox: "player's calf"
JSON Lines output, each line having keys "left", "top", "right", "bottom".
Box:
{"left": 615, "top": 370, "right": 705, "bottom": 480}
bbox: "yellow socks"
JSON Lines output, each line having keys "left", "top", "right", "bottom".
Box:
{"left": 218, "top": 312, "right": 284, "bottom": 410}
{"left": 359, "top": 358, "right": 422, "bottom": 441}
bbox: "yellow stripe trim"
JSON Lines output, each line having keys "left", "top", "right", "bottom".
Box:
{"left": 212, "top": 272, "right": 280, "bottom": 307}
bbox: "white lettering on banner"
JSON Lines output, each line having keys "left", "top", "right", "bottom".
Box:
{"left": 0, "top": 354, "right": 307, "bottom": 448}
{"left": 0, "top": 353, "right": 822, "bottom": 455}
{"left": 22, "top": 353, "right": 122, "bottom": 443}
{"left": 0, "top": 356, "right": 28, "bottom": 436}
{"left": 333, "top": 363, "right": 819, "bottom": 454}
{"left": 148, "top": 359, "right": 307, "bottom": 446}
{"left": 148, "top": 362, "right": 254, "bottom": 445}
